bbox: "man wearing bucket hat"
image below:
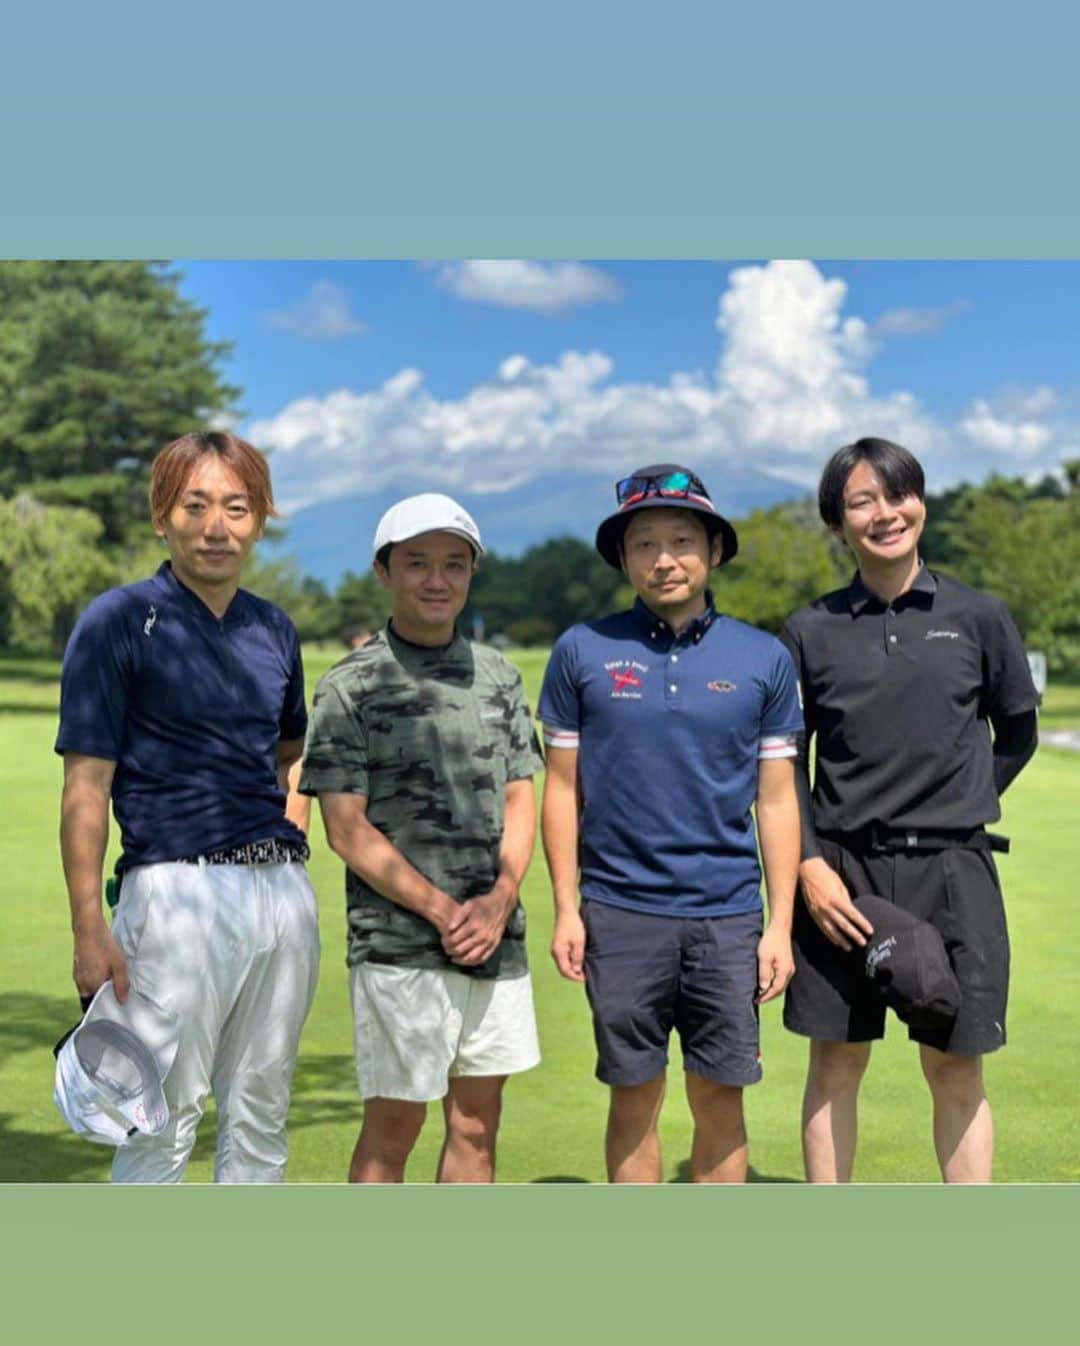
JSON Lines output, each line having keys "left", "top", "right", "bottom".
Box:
{"left": 300, "top": 494, "right": 544, "bottom": 1183}
{"left": 780, "top": 437, "right": 1039, "bottom": 1183}
{"left": 539, "top": 465, "right": 803, "bottom": 1182}
{"left": 55, "top": 432, "right": 320, "bottom": 1183}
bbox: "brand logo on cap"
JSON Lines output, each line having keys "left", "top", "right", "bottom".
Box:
{"left": 866, "top": 935, "right": 897, "bottom": 974}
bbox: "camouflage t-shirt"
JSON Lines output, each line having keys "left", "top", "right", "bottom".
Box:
{"left": 300, "top": 626, "right": 544, "bottom": 979}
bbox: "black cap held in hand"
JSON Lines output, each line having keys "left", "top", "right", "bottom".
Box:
{"left": 855, "top": 894, "right": 962, "bottom": 1033}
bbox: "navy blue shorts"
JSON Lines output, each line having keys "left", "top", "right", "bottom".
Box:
{"left": 581, "top": 898, "right": 763, "bottom": 1088}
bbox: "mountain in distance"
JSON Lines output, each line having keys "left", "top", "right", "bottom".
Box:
{"left": 268, "top": 467, "right": 805, "bottom": 585}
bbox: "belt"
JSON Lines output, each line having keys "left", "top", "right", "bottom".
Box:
{"left": 823, "top": 824, "right": 1010, "bottom": 856}
{"left": 178, "top": 837, "right": 310, "bottom": 866}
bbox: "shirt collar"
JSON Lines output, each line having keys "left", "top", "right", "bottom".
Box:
{"left": 154, "top": 561, "right": 249, "bottom": 624}
{"left": 848, "top": 563, "right": 937, "bottom": 614}
{"left": 386, "top": 619, "right": 469, "bottom": 665}
{"left": 632, "top": 592, "right": 718, "bottom": 645}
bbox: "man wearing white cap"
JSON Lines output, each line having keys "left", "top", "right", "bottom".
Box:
{"left": 300, "top": 494, "right": 544, "bottom": 1183}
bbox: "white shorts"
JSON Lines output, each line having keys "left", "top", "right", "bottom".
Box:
{"left": 350, "top": 964, "right": 541, "bottom": 1103}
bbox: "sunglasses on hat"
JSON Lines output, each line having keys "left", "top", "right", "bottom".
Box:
{"left": 615, "top": 469, "right": 712, "bottom": 508}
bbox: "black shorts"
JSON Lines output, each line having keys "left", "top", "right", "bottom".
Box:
{"left": 582, "top": 898, "right": 763, "bottom": 1088}
{"left": 783, "top": 836, "right": 1010, "bottom": 1055}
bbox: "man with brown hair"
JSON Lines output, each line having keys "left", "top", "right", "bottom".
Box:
{"left": 56, "top": 431, "right": 320, "bottom": 1183}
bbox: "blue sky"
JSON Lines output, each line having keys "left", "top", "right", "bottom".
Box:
{"left": 176, "top": 261, "right": 1080, "bottom": 541}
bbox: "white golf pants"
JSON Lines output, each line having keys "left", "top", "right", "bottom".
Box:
{"left": 108, "top": 860, "right": 320, "bottom": 1184}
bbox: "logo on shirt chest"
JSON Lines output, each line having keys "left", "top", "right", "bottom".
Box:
{"left": 605, "top": 660, "right": 649, "bottom": 699}
{"left": 925, "top": 629, "right": 960, "bottom": 641}
{"left": 707, "top": 679, "right": 737, "bottom": 693}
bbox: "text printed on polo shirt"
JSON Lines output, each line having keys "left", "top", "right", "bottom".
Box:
{"left": 143, "top": 605, "right": 158, "bottom": 637}
{"left": 605, "top": 660, "right": 649, "bottom": 699}
{"left": 925, "top": 629, "right": 960, "bottom": 640}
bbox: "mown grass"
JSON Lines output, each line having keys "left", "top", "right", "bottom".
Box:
{"left": 2, "top": 644, "right": 1077, "bottom": 1182}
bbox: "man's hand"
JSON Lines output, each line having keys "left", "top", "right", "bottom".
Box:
{"left": 442, "top": 889, "right": 515, "bottom": 968}
{"left": 755, "top": 922, "right": 795, "bottom": 1004}
{"left": 72, "top": 921, "right": 129, "bottom": 1002}
{"left": 551, "top": 908, "right": 586, "bottom": 983}
{"left": 799, "top": 857, "right": 874, "bottom": 951}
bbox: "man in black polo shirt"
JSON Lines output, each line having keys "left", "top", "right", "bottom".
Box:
{"left": 56, "top": 431, "right": 319, "bottom": 1183}
{"left": 781, "top": 437, "right": 1039, "bottom": 1183}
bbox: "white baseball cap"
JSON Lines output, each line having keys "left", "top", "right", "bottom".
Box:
{"left": 54, "top": 982, "right": 180, "bottom": 1147}
{"left": 373, "top": 493, "right": 484, "bottom": 562}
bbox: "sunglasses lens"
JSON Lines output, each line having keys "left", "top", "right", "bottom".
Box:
{"left": 615, "top": 470, "right": 709, "bottom": 506}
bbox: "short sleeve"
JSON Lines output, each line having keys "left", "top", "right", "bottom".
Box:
{"left": 299, "top": 676, "right": 369, "bottom": 796}
{"left": 778, "top": 617, "right": 813, "bottom": 735}
{"left": 54, "top": 595, "right": 134, "bottom": 761}
{"left": 761, "top": 639, "right": 804, "bottom": 738}
{"left": 980, "top": 600, "right": 1041, "bottom": 720}
{"left": 538, "top": 631, "right": 582, "bottom": 734}
{"left": 504, "top": 669, "right": 545, "bottom": 781}
{"left": 278, "top": 621, "right": 308, "bottom": 743}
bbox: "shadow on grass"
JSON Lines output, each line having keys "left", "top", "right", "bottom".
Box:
{"left": 530, "top": 1162, "right": 801, "bottom": 1184}
{"left": 0, "top": 702, "right": 59, "bottom": 716}
{"left": 670, "top": 1158, "right": 799, "bottom": 1184}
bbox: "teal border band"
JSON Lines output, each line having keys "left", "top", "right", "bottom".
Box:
{"left": 3, "top": 4, "right": 1079, "bottom": 256}
{"left": 3, "top": 1185, "right": 1076, "bottom": 1344}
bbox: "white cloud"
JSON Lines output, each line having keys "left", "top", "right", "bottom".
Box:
{"left": 436, "top": 260, "right": 623, "bottom": 313}
{"left": 265, "top": 280, "right": 367, "bottom": 341}
{"left": 874, "top": 300, "right": 969, "bottom": 337}
{"left": 249, "top": 261, "right": 1076, "bottom": 515}
{"left": 960, "top": 394, "right": 1054, "bottom": 456}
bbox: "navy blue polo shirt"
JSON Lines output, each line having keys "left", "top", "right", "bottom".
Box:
{"left": 539, "top": 596, "right": 803, "bottom": 917}
{"left": 55, "top": 562, "right": 308, "bottom": 871}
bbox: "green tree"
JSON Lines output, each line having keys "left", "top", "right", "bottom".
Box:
{"left": 718, "top": 499, "right": 848, "bottom": 633}
{"left": 936, "top": 467, "right": 1080, "bottom": 672}
{"left": 242, "top": 555, "right": 341, "bottom": 642}
{"left": 0, "top": 496, "right": 115, "bottom": 652}
{"left": 467, "top": 537, "right": 624, "bottom": 640}
{"left": 0, "top": 261, "right": 238, "bottom": 545}
{"left": 336, "top": 569, "right": 392, "bottom": 635}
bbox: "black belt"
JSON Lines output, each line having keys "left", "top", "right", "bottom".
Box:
{"left": 822, "top": 824, "right": 1010, "bottom": 856}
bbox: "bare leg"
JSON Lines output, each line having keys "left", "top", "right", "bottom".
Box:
{"left": 436, "top": 1075, "right": 506, "bottom": 1184}
{"left": 606, "top": 1075, "right": 666, "bottom": 1183}
{"left": 802, "top": 1040, "right": 873, "bottom": 1183}
{"left": 684, "top": 1071, "right": 748, "bottom": 1183}
{"left": 919, "top": 1045, "right": 992, "bottom": 1183}
{"left": 348, "top": 1097, "right": 427, "bottom": 1183}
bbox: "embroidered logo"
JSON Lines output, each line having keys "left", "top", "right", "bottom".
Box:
{"left": 866, "top": 935, "right": 897, "bottom": 974}
{"left": 143, "top": 604, "right": 158, "bottom": 637}
{"left": 605, "top": 660, "right": 648, "bottom": 699}
{"left": 925, "top": 629, "right": 959, "bottom": 640}
{"left": 707, "top": 679, "right": 737, "bottom": 693}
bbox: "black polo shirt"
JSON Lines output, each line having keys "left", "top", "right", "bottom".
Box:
{"left": 780, "top": 566, "right": 1039, "bottom": 835}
